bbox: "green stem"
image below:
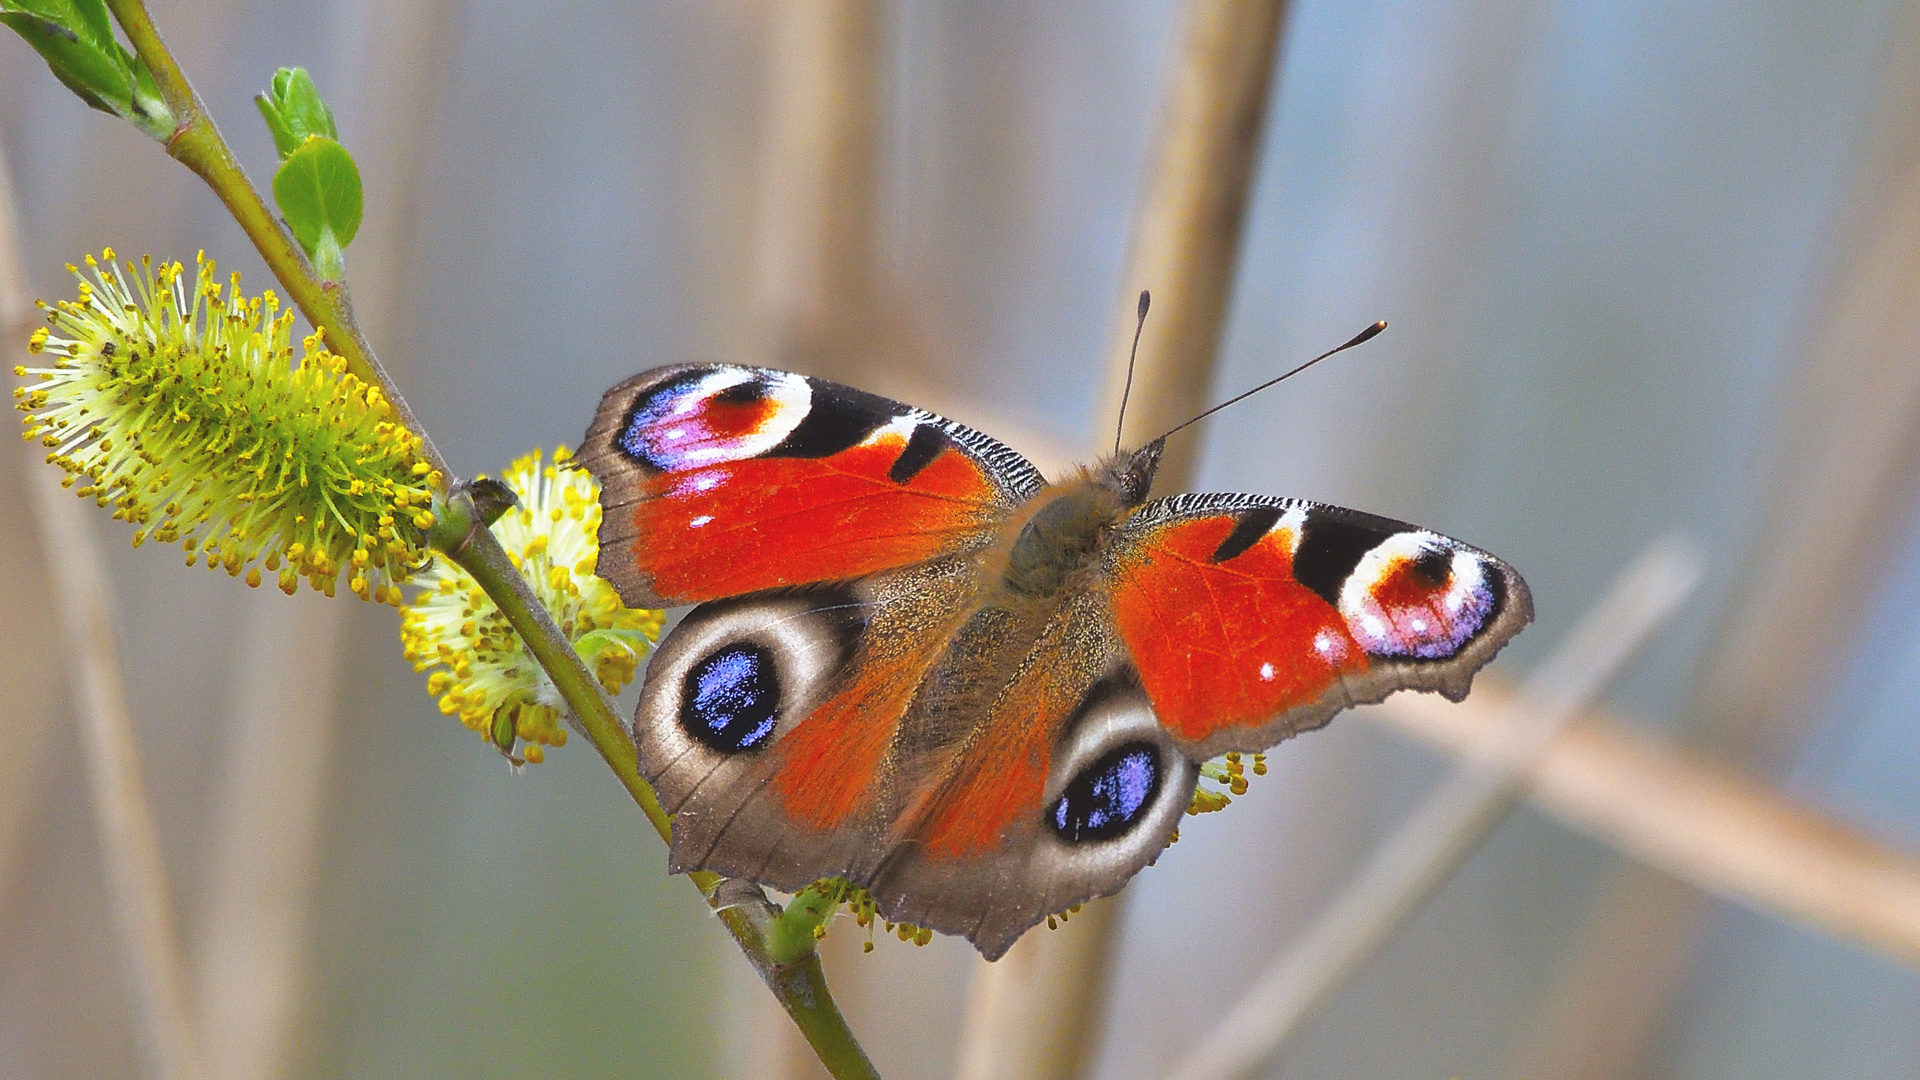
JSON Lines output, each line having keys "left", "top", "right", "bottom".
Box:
{"left": 94, "top": 3, "right": 880, "bottom": 1076}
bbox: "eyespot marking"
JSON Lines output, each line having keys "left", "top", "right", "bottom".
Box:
{"left": 619, "top": 369, "right": 812, "bottom": 471}
{"left": 681, "top": 643, "right": 782, "bottom": 752}
{"left": 1339, "top": 534, "right": 1501, "bottom": 659}
{"left": 1047, "top": 742, "right": 1162, "bottom": 844}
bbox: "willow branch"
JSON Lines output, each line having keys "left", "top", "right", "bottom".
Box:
{"left": 84, "top": 3, "right": 879, "bottom": 1075}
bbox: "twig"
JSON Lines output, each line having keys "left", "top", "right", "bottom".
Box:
{"left": 957, "top": 4, "right": 1293, "bottom": 1077}
{"left": 1165, "top": 536, "right": 1702, "bottom": 1080}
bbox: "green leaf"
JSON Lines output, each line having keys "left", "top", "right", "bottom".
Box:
{"left": 255, "top": 66, "right": 337, "bottom": 159}
{"left": 0, "top": 0, "right": 173, "bottom": 137}
{"left": 271, "top": 135, "right": 363, "bottom": 276}
{"left": 0, "top": 5, "right": 131, "bottom": 116}
{"left": 5, "top": 0, "right": 115, "bottom": 51}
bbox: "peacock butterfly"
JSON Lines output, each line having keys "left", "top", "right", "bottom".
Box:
{"left": 577, "top": 362, "right": 1531, "bottom": 960}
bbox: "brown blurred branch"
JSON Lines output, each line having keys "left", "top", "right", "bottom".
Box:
{"left": 1098, "top": 0, "right": 1291, "bottom": 475}
{"left": 23, "top": 385, "right": 207, "bottom": 1080}
{"left": 1378, "top": 681, "right": 1920, "bottom": 968}
{"left": 0, "top": 96, "right": 60, "bottom": 920}
{"left": 755, "top": 0, "right": 887, "bottom": 384}
{"left": 957, "top": 3, "right": 1291, "bottom": 1079}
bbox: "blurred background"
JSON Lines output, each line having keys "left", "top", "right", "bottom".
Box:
{"left": 3, "top": 0, "right": 1920, "bottom": 1077}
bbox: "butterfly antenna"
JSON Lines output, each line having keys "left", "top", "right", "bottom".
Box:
{"left": 1156, "top": 320, "right": 1386, "bottom": 443}
{"left": 1113, "top": 290, "right": 1151, "bottom": 456}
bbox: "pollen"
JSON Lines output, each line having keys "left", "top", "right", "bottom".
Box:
{"left": 810, "top": 878, "right": 933, "bottom": 953}
{"left": 13, "top": 251, "right": 433, "bottom": 601}
{"left": 398, "top": 447, "right": 664, "bottom": 763}
{"left": 1187, "top": 751, "right": 1264, "bottom": 816}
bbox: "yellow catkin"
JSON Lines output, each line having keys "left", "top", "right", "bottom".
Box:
{"left": 398, "top": 447, "right": 663, "bottom": 763}
{"left": 13, "top": 251, "right": 434, "bottom": 599}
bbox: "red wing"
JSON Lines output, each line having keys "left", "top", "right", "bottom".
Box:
{"left": 1108, "top": 494, "right": 1532, "bottom": 760}
{"left": 577, "top": 365, "right": 1044, "bottom": 606}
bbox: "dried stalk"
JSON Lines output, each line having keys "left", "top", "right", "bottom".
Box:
{"left": 194, "top": 597, "right": 341, "bottom": 1080}
{"left": 24, "top": 409, "right": 206, "bottom": 1080}
{"left": 1375, "top": 674, "right": 1920, "bottom": 967}
{"left": 955, "top": 5, "right": 1292, "bottom": 1077}
{"left": 754, "top": 0, "right": 887, "bottom": 384}
{"left": 0, "top": 107, "right": 59, "bottom": 918}
{"left": 1166, "top": 536, "right": 1702, "bottom": 1080}
{"left": 1097, "top": 0, "right": 1293, "bottom": 470}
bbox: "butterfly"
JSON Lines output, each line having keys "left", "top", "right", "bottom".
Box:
{"left": 577, "top": 363, "right": 1531, "bottom": 960}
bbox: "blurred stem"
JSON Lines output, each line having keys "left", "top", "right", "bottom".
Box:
{"left": 92, "top": 3, "right": 878, "bottom": 1076}
{"left": 27, "top": 449, "right": 206, "bottom": 1080}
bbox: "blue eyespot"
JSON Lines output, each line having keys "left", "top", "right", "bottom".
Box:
{"left": 1048, "top": 743, "right": 1162, "bottom": 844}
{"left": 681, "top": 643, "right": 780, "bottom": 753}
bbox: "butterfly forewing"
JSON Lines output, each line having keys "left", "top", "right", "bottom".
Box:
{"left": 1107, "top": 493, "right": 1533, "bottom": 761}
{"left": 577, "top": 364, "right": 1044, "bottom": 607}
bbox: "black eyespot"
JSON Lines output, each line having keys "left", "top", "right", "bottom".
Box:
{"left": 680, "top": 644, "right": 781, "bottom": 753}
{"left": 1048, "top": 742, "right": 1163, "bottom": 844}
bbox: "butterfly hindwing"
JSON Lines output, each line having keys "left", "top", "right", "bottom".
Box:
{"left": 866, "top": 592, "right": 1198, "bottom": 960}
{"left": 632, "top": 556, "right": 978, "bottom": 892}
{"left": 631, "top": 558, "right": 1200, "bottom": 961}
{"left": 1108, "top": 493, "right": 1532, "bottom": 760}
{"left": 578, "top": 364, "right": 1045, "bottom": 607}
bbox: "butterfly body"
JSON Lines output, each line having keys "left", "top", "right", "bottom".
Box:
{"left": 580, "top": 364, "right": 1530, "bottom": 959}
